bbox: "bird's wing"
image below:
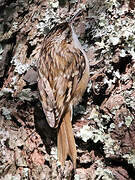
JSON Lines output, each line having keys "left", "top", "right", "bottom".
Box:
{"left": 38, "top": 41, "right": 86, "bottom": 128}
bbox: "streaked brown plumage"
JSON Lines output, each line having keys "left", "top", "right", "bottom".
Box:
{"left": 38, "top": 22, "right": 89, "bottom": 168}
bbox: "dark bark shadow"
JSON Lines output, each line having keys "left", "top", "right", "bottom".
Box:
{"left": 34, "top": 101, "right": 57, "bottom": 154}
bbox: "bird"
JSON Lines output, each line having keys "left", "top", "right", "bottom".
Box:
{"left": 38, "top": 20, "right": 89, "bottom": 169}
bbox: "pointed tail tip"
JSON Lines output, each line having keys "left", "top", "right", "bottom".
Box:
{"left": 57, "top": 107, "right": 77, "bottom": 169}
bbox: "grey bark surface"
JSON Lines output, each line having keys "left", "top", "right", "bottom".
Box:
{"left": 0, "top": 0, "right": 135, "bottom": 179}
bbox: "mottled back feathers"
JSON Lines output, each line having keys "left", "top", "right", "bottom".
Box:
{"left": 38, "top": 23, "right": 87, "bottom": 128}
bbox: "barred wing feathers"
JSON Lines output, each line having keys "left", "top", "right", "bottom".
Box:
{"left": 38, "top": 37, "right": 86, "bottom": 128}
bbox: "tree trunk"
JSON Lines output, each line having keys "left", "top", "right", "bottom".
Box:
{"left": 0, "top": 0, "right": 135, "bottom": 179}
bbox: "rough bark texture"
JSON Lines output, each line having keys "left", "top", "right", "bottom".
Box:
{"left": 0, "top": 0, "right": 135, "bottom": 179}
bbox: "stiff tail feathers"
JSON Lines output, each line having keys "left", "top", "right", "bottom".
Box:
{"left": 57, "top": 107, "right": 77, "bottom": 168}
